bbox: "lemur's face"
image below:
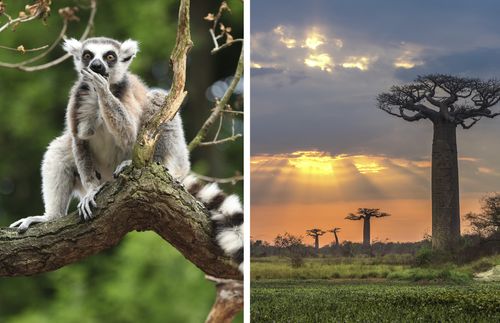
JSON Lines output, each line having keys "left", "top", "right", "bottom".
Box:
{"left": 63, "top": 37, "right": 138, "bottom": 84}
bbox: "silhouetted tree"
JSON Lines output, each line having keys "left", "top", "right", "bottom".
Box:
{"left": 378, "top": 74, "right": 500, "bottom": 252}
{"left": 328, "top": 227, "right": 341, "bottom": 246}
{"left": 465, "top": 193, "right": 500, "bottom": 238}
{"left": 346, "top": 208, "right": 390, "bottom": 247}
{"left": 306, "top": 228, "right": 326, "bottom": 253}
{"left": 274, "top": 232, "right": 305, "bottom": 267}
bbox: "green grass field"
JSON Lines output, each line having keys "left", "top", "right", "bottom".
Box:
{"left": 252, "top": 255, "right": 499, "bottom": 283}
{"left": 251, "top": 280, "right": 500, "bottom": 322}
{"left": 251, "top": 255, "right": 500, "bottom": 322}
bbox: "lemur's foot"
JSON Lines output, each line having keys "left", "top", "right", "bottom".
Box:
{"left": 113, "top": 159, "right": 132, "bottom": 178}
{"left": 9, "top": 215, "right": 51, "bottom": 233}
{"left": 78, "top": 184, "right": 105, "bottom": 221}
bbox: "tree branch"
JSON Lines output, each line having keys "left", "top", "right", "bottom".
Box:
{"left": 205, "top": 276, "right": 243, "bottom": 323}
{"left": 133, "top": 0, "right": 192, "bottom": 166}
{"left": 0, "top": 0, "right": 97, "bottom": 72}
{"left": 188, "top": 46, "right": 243, "bottom": 151}
{"left": 0, "top": 164, "right": 241, "bottom": 280}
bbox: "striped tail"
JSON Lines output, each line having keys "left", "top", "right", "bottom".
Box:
{"left": 182, "top": 175, "right": 244, "bottom": 273}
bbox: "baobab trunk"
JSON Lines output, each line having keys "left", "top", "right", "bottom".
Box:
{"left": 431, "top": 121, "right": 461, "bottom": 251}
{"left": 363, "top": 217, "right": 370, "bottom": 247}
{"left": 334, "top": 233, "right": 339, "bottom": 247}
{"left": 314, "top": 236, "right": 319, "bottom": 252}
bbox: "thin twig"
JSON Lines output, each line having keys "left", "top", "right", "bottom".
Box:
{"left": 0, "top": 44, "right": 49, "bottom": 52}
{"left": 188, "top": 46, "right": 243, "bottom": 151}
{"left": 192, "top": 172, "right": 243, "bottom": 184}
{"left": 0, "top": 0, "right": 96, "bottom": 71}
{"left": 213, "top": 111, "right": 224, "bottom": 141}
{"left": 221, "top": 109, "right": 243, "bottom": 115}
{"left": 0, "top": 13, "right": 38, "bottom": 33}
{"left": 199, "top": 134, "right": 242, "bottom": 146}
{"left": 211, "top": 38, "right": 243, "bottom": 55}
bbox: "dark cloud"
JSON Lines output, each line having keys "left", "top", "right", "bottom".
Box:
{"left": 251, "top": 67, "right": 284, "bottom": 77}
{"left": 395, "top": 48, "right": 500, "bottom": 81}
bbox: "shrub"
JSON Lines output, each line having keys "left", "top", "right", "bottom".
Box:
{"left": 414, "top": 246, "right": 433, "bottom": 266}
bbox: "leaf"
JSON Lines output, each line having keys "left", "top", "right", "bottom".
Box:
{"left": 204, "top": 13, "right": 215, "bottom": 21}
{"left": 58, "top": 6, "right": 80, "bottom": 22}
{"left": 219, "top": 1, "right": 231, "bottom": 13}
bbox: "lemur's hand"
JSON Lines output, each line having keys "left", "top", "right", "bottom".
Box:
{"left": 78, "top": 183, "right": 105, "bottom": 221}
{"left": 81, "top": 68, "right": 109, "bottom": 95}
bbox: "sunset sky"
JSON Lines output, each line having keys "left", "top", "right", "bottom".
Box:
{"left": 250, "top": 0, "right": 500, "bottom": 246}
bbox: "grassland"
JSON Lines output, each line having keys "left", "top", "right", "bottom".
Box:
{"left": 251, "top": 280, "right": 500, "bottom": 322}
{"left": 251, "top": 255, "right": 500, "bottom": 322}
{"left": 251, "top": 255, "right": 500, "bottom": 283}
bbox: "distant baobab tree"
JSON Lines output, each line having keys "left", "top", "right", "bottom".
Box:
{"left": 306, "top": 228, "right": 326, "bottom": 253}
{"left": 346, "top": 208, "right": 390, "bottom": 247}
{"left": 377, "top": 74, "right": 500, "bottom": 252}
{"left": 328, "top": 227, "right": 341, "bottom": 247}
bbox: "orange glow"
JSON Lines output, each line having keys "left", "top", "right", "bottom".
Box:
{"left": 251, "top": 198, "right": 481, "bottom": 245}
{"left": 287, "top": 151, "right": 336, "bottom": 175}
{"left": 251, "top": 150, "right": 484, "bottom": 244}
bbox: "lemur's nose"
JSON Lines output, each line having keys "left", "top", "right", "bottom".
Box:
{"left": 89, "top": 59, "right": 106, "bottom": 74}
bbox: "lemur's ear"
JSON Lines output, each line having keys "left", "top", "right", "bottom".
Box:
{"left": 62, "top": 38, "right": 82, "bottom": 56}
{"left": 120, "top": 39, "right": 139, "bottom": 62}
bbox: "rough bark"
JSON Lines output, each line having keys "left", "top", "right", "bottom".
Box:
{"left": 205, "top": 276, "right": 243, "bottom": 323}
{"left": 0, "top": 164, "right": 241, "bottom": 280}
{"left": 431, "top": 121, "right": 461, "bottom": 251}
{"left": 363, "top": 217, "right": 371, "bottom": 247}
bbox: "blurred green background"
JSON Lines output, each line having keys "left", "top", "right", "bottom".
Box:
{"left": 0, "top": 0, "right": 243, "bottom": 322}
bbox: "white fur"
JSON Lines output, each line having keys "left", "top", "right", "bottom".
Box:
{"left": 197, "top": 183, "right": 221, "bottom": 204}
{"left": 216, "top": 225, "right": 243, "bottom": 254}
{"left": 62, "top": 38, "right": 82, "bottom": 56}
{"left": 219, "top": 194, "right": 242, "bottom": 216}
{"left": 210, "top": 211, "right": 225, "bottom": 221}
{"left": 182, "top": 175, "right": 198, "bottom": 190}
{"left": 120, "top": 39, "right": 139, "bottom": 58}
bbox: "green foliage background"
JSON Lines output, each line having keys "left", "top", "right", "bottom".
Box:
{"left": 0, "top": 1, "right": 243, "bottom": 322}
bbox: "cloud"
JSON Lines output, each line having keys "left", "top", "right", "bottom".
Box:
{"left": 395, "top": 47, "right": 500, "bottom": 81}
{"left": 252, "top": 150, "right": 500, "bottom": 207}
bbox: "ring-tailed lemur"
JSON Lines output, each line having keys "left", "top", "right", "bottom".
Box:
{"left": 9, "top": 37, "right": 243, "bottom": 272}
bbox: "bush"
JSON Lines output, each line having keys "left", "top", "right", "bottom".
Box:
{"left": 414, "top": 246, "right": 433, "bottom": 266}
{"left": 290, "top": 255, "right": 304, "bottom": 268}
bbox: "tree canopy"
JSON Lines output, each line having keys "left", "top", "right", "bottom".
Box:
{"left": 377, "top": 74, "right": 500, "bottom": 128}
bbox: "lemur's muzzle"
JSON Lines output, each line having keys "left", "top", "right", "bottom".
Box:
{"left": 89, "top": 59, "right": 108, "bottom": 76}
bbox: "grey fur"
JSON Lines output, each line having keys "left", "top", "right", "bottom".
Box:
{"left": 10, "top": 37, "right": 190, "bottom": 231}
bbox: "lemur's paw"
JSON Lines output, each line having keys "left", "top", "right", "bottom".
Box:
{"left": 81, "top": 68, "right": 109, "bottom": 92}
{"left": 113, "top": 160, "right": 132, "bottom": 178}
{"left": 9, "top": 215, "right": 51, "bottom": 233}
{"left": 78, "top": 184, "right": 104, "bottom": 221}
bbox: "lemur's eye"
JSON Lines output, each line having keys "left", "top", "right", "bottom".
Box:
{"left": 83, "top": 53, "right": 92, "bottom": 60}
{"left": 106, "top": 54, "right": 115, "bottom": 61}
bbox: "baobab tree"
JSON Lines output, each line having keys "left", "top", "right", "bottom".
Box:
{"left": 306, "top": 228, "right": 326, "bottom": 253}
{"left": 328, "top": 227, "right": 341, "bottom": 247}
{"left": 377, "top": 74, "right": 500, "bottom": 252}
{"left": 346, "top": 208, "right": 390, "bottom": 247}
